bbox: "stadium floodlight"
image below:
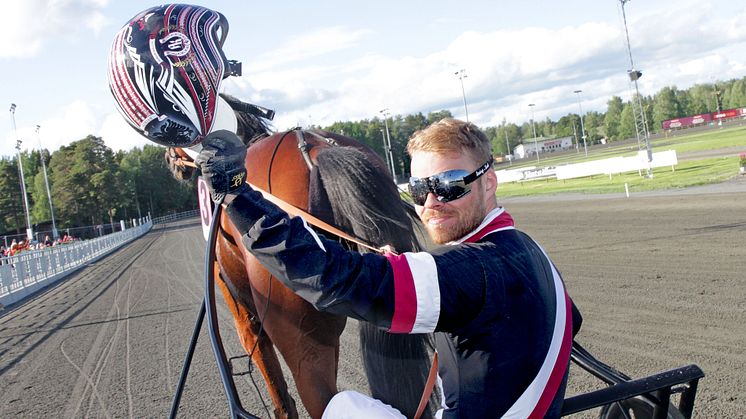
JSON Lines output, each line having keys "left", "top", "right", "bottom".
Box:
{"left": 9, "top": 104, "right": 34, "bottom": 241}
{"left": 573, "top": 90, "right": 588, "bottom": 157}
{"left": 379, "top": 108, "right": 396, "bottom": 180}
{"left": 620, "top": 0, "right": 653, "bottom": 177}
{"left": 454, "top": 69, "right": 469, "bottom": 122}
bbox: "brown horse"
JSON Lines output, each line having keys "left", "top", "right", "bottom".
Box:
{"left": 168, "top": 94, "right": 434, "bottom": 418}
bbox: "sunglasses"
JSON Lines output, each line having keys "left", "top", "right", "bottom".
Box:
{"left": 408, "top": 160, "right": 492, "bottom": 206}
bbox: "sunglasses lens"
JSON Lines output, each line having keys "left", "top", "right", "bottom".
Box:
{"left": 436, "top": 185, "right": 467, "bottom": 202}
{"left": 408, "top": 179, "right": 430, "bottom": 206}
{"left": 433, "top": 171, "right": 468, "bottom": 203}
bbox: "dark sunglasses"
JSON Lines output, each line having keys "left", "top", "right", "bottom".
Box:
{"left": 408, "top": 160, "right": 492, "bottom": 206}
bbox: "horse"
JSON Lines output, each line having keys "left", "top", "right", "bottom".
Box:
{"left": 167, "top": 94, "right": 435, "bottom": 419}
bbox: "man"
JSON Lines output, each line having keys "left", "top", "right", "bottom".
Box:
{"left": 196, "top": 118, "right": 577, "bottom": 418}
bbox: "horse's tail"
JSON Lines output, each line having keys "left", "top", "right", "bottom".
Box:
{"left": 313, "top": 146, "right": 436, "bottom": 419}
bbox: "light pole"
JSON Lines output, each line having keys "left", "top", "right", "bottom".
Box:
{"left": 9, "top": 104, "right": 34, "bottom": 241}
{"left": 620, "top": 0, "right": 653, "bottom": 177}
{"left": 379, "top": 108, "right": 396, "bottom": 180}
{"left": 573, "top": 90, "right": 588, "bottom": 157}
{"left": 379, "top": 128, "right": 391, "bottom": 175}
{"left": 454, "top": 69, "right": 469, "bottom": 122}
{"left": 36, "top": 125, "right": 59, "bottom": 239}
{"left": 528, "top": 103, "right": 539, "bottom": 163}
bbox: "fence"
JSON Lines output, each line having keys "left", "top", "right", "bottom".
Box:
{"left": 2, "top": 217, "right": 152, "bottom": 246}
{"left": 0, "top": 218, "right": 153, "bottom": 308}
{"left": 152, "top": 209, "right": 200, "bottom": 225}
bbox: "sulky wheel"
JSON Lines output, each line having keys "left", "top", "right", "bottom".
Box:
{"left": 599, "top": 396, "right": 685, "bottom": 419}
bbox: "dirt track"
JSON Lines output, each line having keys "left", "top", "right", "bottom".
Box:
{"left": 503, "top": 175, "right": 746, "bottom": 418}
{"left": 0, "top": 177, "right": 744, "bottom": 418}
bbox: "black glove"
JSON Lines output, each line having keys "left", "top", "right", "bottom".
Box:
{"left": 195, "top": 130, "right": 248, "bottom": 203}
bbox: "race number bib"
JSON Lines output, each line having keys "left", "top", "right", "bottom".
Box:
{"left": 197, "top": 176, "right": 213, "bottom": 241}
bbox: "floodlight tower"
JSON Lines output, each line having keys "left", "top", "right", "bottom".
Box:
{"left": 620, "top": 0, "right": 653, "bottom": 177}
{"left": 9, "top": 104, "right": 34, "bottom": 241}
{"left": 454, "top": 69, "right": 469, "bottom": 122}
{"left": 573, "top": 90, "right": 588, "bottom": 157}
{"left": 379, "top": 108, "right": 396, "bottom": 180}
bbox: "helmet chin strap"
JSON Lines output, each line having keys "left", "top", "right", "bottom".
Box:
{"left": 183, "top": 95, "right": 238, "bottom": 160}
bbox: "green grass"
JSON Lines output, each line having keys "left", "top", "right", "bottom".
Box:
{"left": 496, "top": 156, "right": 739, "bottom": 198}
{"left": 655, "top": 125, "right": 746, "bottom": 154}
{"left": 504, "top": 125, "right": 746, "bottom": 170}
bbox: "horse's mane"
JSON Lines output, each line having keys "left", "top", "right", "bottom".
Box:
{"left": 314, "top": 146, "right": 421, "bottom": 253}
{"left": 219, "top": 93, "right": 273, "bottom": 145}
{"left": 164, "top": 94, "right": 273, "bottom": 181}
{"left": 313, "top": 145, "right": 435, "bottom": 418}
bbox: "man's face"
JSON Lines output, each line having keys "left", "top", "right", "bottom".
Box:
{"left": 410, "top": 150, "right": 491, "bottom": 244}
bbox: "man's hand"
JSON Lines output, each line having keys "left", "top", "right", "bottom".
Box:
{"left": 194, "top": 130, "right": 248, "bottom": 203}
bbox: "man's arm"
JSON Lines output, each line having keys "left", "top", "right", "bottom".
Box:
{"left": 226, "top": 187, "right": 487, "bottom": 333}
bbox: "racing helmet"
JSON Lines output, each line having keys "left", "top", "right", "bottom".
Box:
{"left": 108, "top": 4, "right": 241, "bottom": 148}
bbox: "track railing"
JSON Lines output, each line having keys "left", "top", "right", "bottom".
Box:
{"left": 152, "top": 210, "right": 200, "bottom": 225}
{"left": 0, "top": 219, "right": 153, "bottom": 308}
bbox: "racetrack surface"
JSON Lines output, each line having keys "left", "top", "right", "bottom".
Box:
{"left": 505, "top": 176, "right": 746, "bottom": 418}
{"left": 0, "top": 218, "right": 370, "bottom": 418}
{"left": 1, "top": 177, "right": 744, "bottom": 418}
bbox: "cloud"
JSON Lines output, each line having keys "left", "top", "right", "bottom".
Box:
{"left": 225, "top": 2, "right": 746, "bottom": 130}
{"left": 1, "top": 100, "right": 148, "bottom": 158}
{"left": 98, "top": 112, "right": 150, "bottom": 152}
{"left": 247, "top": 26, "right": 374, "bottom": 72}
{"left": 2, "top": 100, "right": 100, "bottom": 157}
{"left": 0, "top": 0, "right": 110, "bottom": 59}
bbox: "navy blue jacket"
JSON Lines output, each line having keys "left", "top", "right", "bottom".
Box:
{"left": 226, "top": 188, "right": 574, "bottom": 418}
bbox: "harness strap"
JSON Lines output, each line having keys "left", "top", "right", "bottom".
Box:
{"left": 414, "top": 351, "right": 439, "bottom": 419}
{"left": 178, "top": 160, "right": 391, "bottom": 254}
{"left": 295, "top": 129, "right": 315, "bottom": 171}
{"left": 247, "top": 182, "right": 388, "bottom": 254}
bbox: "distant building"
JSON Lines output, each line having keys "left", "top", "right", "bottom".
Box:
{"left": 513, "top": 136, "right": 574, "bottom": 159}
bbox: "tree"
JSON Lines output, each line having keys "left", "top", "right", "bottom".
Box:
{"left": 31, "top": 149, "right": 53, "bottom": 224}
{"left": 0, "top": 158, "right": 25, "bottom": 234}
{"left": 652, "top": 86, "right": 683, "bottom": 132}
{"left": 619, "top": 103, "right": 636, "bottom": 141}
{"left": 426, "top": 110, "right": 452, "bottom": 125}
{"left": 684, "top": 84, "right": 714, "bottom": 115}
{"left": 584, "top": 111, "right": 604, "bottom": 144}
{"left": 723, "top": 77, "right": 746, "bottom": 109}
{"left": 604, "top": 96, "right": 624, "bottom": 140}
{"left": 49, "top": 136, "right": 124, "bottom": 228}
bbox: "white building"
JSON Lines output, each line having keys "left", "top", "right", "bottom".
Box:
{"left": 513, "top": 136, "right": 574, "bottom": 159}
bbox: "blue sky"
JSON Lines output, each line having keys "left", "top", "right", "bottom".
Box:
{"left": 1, "top": 0, "right": 745, "bottom": 158}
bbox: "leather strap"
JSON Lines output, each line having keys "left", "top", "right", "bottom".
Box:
{"left": 414, "top": 351, "right": 438, "bottom": 419}
{"left": 178, "top": 159, "right": 392, "bottom": 254}
{"left": 247, "top": 182, "right": 389, "bottom": 254}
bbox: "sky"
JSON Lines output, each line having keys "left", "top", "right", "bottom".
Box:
{"left": 1, "top": 0, "right": 745, "bottom": 158}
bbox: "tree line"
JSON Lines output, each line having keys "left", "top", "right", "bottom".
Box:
{"left": 319, "top": 76, "right": 746, "bottom": 175}
{"left": 0, "top": 137, "right": 196, "bottom": 237}
{"left": 1, "top": 75, "right": 742, "bottom": 237}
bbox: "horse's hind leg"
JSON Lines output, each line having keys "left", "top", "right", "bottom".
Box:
{"left": 215, "top": 237, "right": 298, "bottom": 419}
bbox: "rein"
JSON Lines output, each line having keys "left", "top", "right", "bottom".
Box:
{"left": 177, "top": 134, "right": 394, "bottom": 254}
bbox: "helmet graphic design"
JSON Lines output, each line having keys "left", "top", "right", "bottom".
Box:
{"left": 108, "top": 4, "right": 242, "bottom": 147}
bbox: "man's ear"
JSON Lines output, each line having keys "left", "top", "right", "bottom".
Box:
{"left": 484, "top": 168, "right": 498, "bottom": 194}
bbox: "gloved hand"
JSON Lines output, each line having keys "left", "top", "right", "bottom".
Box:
{"left": 194, "top": 130, "right": 248, "bottom": 203}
